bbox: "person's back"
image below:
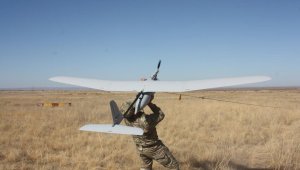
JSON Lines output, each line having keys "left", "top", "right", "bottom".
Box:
{"left": 124, "top": 102, "right": 179, "bottom": 170}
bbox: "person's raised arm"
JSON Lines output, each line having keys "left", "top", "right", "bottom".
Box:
{"left": 148, "top": 102, "right": 165, "bottom": 125}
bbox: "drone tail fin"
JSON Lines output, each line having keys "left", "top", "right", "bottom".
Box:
{"left": 78, "top": 100, "right": 143, "bottom": 135}
{"left": 110, "top": 100, "right": 123, "bottom": 125}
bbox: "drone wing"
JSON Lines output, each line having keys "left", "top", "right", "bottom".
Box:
{"left": 50, "top": 76, "right": 271, "bottom": 92}
{"left": 79, "top": 124, "right": 143, "bottom": 135}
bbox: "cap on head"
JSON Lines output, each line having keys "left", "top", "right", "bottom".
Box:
{"left": 120, "top": 101, "right": 135, "bottom": 115}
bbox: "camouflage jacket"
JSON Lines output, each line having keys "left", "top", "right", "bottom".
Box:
{"left": 124, "top": 103, "right": 165, "bottom": 146}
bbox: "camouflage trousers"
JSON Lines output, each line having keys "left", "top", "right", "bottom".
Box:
{"left": 136, "top": 141, "right": 179, "bottom": 170}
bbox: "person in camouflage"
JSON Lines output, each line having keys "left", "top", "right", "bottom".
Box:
{"left": 122, "top": 97, "right": 179, "bottom": 170}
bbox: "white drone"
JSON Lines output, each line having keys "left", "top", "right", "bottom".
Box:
{"left": 49, "top": 60, "right": 271, "bottom": 135}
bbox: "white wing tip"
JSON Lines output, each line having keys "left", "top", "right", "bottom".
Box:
{"left": 255, "top": 76, "right": 272, "bottom": 82}
{"left": 49, "top": 76, "right": 62, "bottom": 82}
{"left": 79, "top": 124, "right": 144, "bottom": 135}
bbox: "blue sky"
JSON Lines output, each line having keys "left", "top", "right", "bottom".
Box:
{"left": 0, "top": 1, "right": 299, "bottom": 88}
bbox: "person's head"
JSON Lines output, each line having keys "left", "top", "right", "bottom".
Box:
{"left": 120, "top": 101, "right": 135, "bottom": 116}
{"left": 120, "top": 101, "right": 144, "bottom": 121}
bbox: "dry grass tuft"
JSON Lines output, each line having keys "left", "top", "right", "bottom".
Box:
{"left": 0, "top": 89, "right": 300, "bottom": 169}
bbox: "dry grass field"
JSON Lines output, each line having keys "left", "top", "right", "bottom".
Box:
{"left": 0, "top": 89, "right": 300, "bottom": 170}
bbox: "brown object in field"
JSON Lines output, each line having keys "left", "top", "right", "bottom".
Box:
{"left": 38, "top": 102, "right": 72, "bottom": 107}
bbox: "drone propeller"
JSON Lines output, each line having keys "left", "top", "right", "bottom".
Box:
{"left": 157, "top": 60, "right": 161, "bottom": 70}
{"left": 151, "top": 60, "right": 161, "bottom": 81}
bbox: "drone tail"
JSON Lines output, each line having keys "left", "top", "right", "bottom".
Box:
{"left": 78, "top": 100, "right": 143, "bottom": 135}
{"left": 110, "top": 100, "right": 123, "bottom": 125}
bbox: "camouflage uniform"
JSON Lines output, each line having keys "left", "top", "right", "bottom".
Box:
{"left": 124, "top": 103, "right": 179, "bottom": 170}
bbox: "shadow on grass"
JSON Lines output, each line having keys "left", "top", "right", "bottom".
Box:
{"left": 189, "top": 158, "right": 274, "bottom": 170}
